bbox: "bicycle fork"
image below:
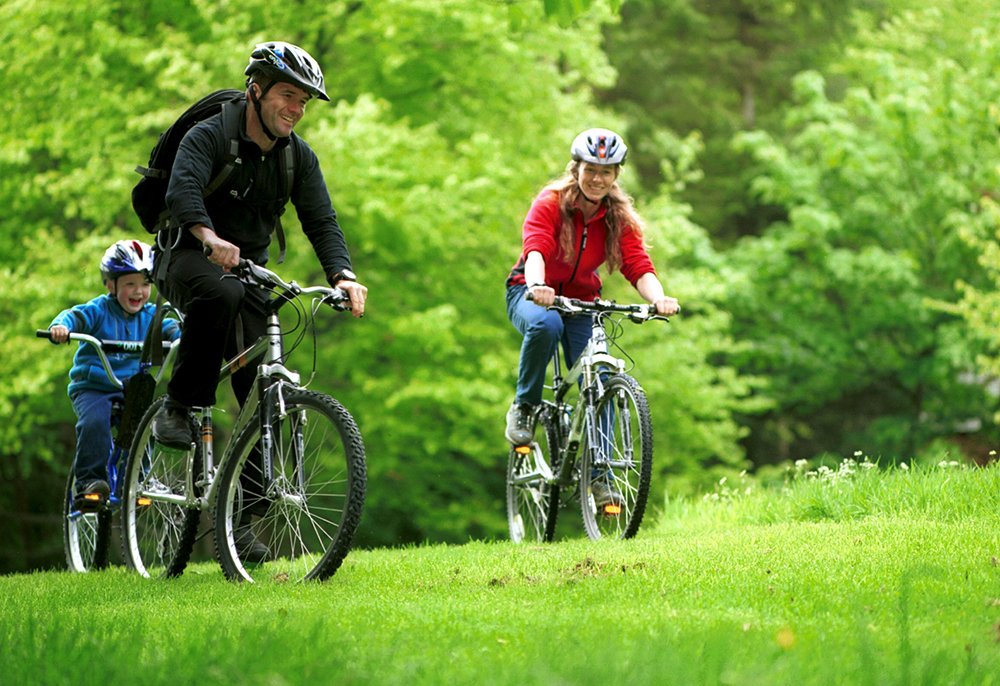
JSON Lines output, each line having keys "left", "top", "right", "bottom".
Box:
{"left": 257, "top": 380, "right": 308, "bottom": 509}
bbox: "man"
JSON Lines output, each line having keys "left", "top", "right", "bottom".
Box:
{"left": 152, "top": 41, "right": 367, "bottom": 449}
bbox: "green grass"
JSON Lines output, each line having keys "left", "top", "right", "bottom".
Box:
{"left": 2, "top": 461, "right": 999, "bottom": 685}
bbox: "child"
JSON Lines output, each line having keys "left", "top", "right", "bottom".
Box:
{"left": 48, "top": 240, "right": 181, "bottom": 511}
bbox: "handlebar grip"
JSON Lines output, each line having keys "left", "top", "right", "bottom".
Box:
{"left": 35, "top": 329, "right": 52, "bottom": 339}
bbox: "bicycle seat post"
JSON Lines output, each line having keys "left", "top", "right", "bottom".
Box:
{"left": 199, "top": 408, "right": 215, "bottom": 478}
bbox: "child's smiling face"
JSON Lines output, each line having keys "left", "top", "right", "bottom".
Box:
{"left": 109, "top": 272, "right": 151, "bottom": 314}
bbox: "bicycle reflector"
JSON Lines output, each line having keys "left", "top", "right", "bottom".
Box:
{"left": 82, "top": 493, "right": 102, "bottom": 502}
{"left": 514, "top": 445, "right": 531, "bottom": 455}
{"left": 136, "top": 497, "right": 152, "bottom": 507}
{"left": 603, "top": 503, "right": 622, "bottom": 516}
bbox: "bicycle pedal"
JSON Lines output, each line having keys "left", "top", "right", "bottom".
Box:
{"left": 72, "top": 493, "right": 106, "bottom": 513}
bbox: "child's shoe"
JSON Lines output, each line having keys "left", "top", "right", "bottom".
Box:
{"left": 73, "top": 479, "right": 110, "bottom": 512}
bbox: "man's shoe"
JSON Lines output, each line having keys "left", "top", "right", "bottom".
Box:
{"left": 590, "top": 479, "right": 623, "bottom": 510}
{"left": 505, "top": 402, "right": 536, "bottom": 446}
{"left": 151, "top": 403, "right": 194, "bottom": 450}
{"left": 234, "top": 524, "right": 270, "bottom": 564}
{"left": 73, "top": 479, "right": 110, "bottom": 513}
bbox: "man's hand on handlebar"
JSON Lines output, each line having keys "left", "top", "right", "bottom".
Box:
{"left": 202, "top": 236, "right": 241, "bottom": 270}
{"left": 337, "top": 281, "right": 368, "bottom": 318}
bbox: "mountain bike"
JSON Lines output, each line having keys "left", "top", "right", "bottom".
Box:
{"left": 506, "top": 295, "right": 671, "bottom": 542}
{"left": 121, "top": 260, "right": 366, "bottom": 583}
{"left": 36, "top": 330, "right": 177, "bottom": 572}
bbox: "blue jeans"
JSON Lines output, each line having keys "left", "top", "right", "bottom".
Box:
{"left": 506, "top": 285, "right": 593, "bottom": 406}
{"left": 70, "top": 389, "right": 122, "bottom": 484}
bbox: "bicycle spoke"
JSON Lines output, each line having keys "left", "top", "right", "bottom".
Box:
{"left": 580, "top": 375, "right": 653, "bottom": 540}
{"left": 214, "top": 389, "right": 365, "bottom": 582}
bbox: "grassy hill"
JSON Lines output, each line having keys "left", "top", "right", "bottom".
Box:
{"left": 2, "top": 459, "right": 998, "bottom": 685}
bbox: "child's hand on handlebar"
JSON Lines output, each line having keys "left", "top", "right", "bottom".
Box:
{"left": 49, "top": 325, "right": 70, "bottom": 343}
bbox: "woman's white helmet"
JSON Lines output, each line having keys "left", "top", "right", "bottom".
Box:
{"left": 571, "top": 128, "right": 628, "bottom": 165}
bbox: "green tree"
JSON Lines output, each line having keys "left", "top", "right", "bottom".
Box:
{"left": 729, "top": 3, "right": 1000, "bottom": 464}
{"left": 599, "top": 0, "right": 891, "bottom": 241}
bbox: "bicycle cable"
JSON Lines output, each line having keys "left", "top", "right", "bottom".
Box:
{"left": 601, "top": 313, "right": 638, "bottom": 374}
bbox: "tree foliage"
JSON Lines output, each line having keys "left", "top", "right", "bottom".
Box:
{"left": 599, "top": 0, "right": 892, "bottom": 240}
{"left": 728, "top": 4, "right": 1000, "bottom": 463}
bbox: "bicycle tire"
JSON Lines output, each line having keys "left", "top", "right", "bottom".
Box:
{"left": 213, "top": 388, "right": 366, "bottom": 583}
{"left": 120, "top": 396, "right": 201, "bottom": 578}
{"left": 63, "top": 468, "right": 112, "bottom": 572}
{"left": 506, "top": 409, "right": 561, "bottom": 543}
{"left": 579, "top": 374, "right": 653, "bottom": 540}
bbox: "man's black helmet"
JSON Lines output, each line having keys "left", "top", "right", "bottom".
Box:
{"left": 245, "top": 41, "right": 329, "bottom": 101}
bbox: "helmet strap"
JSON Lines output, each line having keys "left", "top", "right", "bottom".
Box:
{"left": 249, "top": 81, "right": 278, "bottom": 142}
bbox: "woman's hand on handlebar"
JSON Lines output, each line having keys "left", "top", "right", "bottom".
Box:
{"left": 651, "top": 295, "right": 681, "bottom": 317}
{"left": 526, "top": 283, "right": 556, "bottom": 307}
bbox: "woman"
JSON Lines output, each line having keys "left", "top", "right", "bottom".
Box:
{"left": 504, "top": 128, "right": 680, "bottom": 469}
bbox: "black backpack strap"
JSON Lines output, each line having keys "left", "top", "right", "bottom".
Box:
{"left": 272, "top": 144, "right": 294, "bottom": 264}
{"left": 142, "top": 291, "right": 168, "bottom": 367}
{"left": 204, "top": 102, "right": 243, "bottom": 198}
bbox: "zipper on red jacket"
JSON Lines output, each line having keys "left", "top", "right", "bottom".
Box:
{"left": 560, "top": 220, "right": 588, "bottom": 296}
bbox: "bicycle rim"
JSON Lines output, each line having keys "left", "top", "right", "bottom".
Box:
{"left": 63, "top": 469, "right": 111, "bottom": 572}
{"left": 580, "top": 375, "right": 653, "bottom": 540}
{"left": 121, "top": 397, "right": 201, "bottom": 578}
{"left": 506, "top": 412, "right": 560, "bottom": 543}
{"left": 214, "top": 389, "right": 366, "bottom": 583}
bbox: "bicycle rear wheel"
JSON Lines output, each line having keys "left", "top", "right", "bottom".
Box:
{"left": 63, "top": 468, "right": 112, "bottom": 572}
{"left": 121, "top": 396, "right": 201, "bottom": 577}
{"left": 580, "top": 374, "right": 653, "bottom": 540}
{"left": 506, "top": 409, "right": 560, "bottom": 543}
{"left": 214, "top": 388, "right": 366, "bottom": 583}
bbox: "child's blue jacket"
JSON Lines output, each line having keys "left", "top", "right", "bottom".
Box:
{"left": 49, "top": 295, "right": 181, "bottom": 395}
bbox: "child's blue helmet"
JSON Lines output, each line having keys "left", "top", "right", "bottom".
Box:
{"left": 100, "top": 240, "right": 153, "bottom": 282}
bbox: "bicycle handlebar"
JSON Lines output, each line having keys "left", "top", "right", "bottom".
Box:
{"left": 201, "top": 245, "right": 349, "bottom": 312}
{"left": 231, "top": 259, "right": 350, "bottom": 312}
{"left": 36, "top": 330, "right": 160, "bottom": 390}
{"left": 525, "top": 292, "right": 675, "bottom": 322}
{"left": 36, "top": 329, "right": 173, "bottom": 353}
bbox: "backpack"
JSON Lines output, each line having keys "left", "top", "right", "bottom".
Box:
{"left": 132, "top": 89, "right": 244, "bottom": 234}
{"left": 131, "top": 89, "right": 295, "bottom": 256}
{"left": 132, "top": 89, "right": 294, "bottom": 364}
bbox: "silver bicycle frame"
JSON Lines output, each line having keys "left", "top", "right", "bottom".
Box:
{"left": 136, "top": 265, "right": 345, "bottom": 510}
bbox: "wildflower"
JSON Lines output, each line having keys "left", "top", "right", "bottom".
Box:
{"left": 775, "top": 627, "right": 796, "bottom": 650}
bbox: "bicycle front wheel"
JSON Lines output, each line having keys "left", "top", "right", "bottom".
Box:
{"left": 63, "top": 468, "right": 112, "bottom": 572}
{"left": 214, "top": 388, "right": 366, "bottom": 583}
{"left": 580, "top": 374, "right": 653, "bottom": 540}
{"left": 506, "top": 410, "right": 560, "bottom": 543}
{"left": 121, "top": 396, "right": 202, "bottom": 578}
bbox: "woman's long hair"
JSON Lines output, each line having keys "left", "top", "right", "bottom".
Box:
{"left": 540, "top": 160, "right": 647, "bottom": 273}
